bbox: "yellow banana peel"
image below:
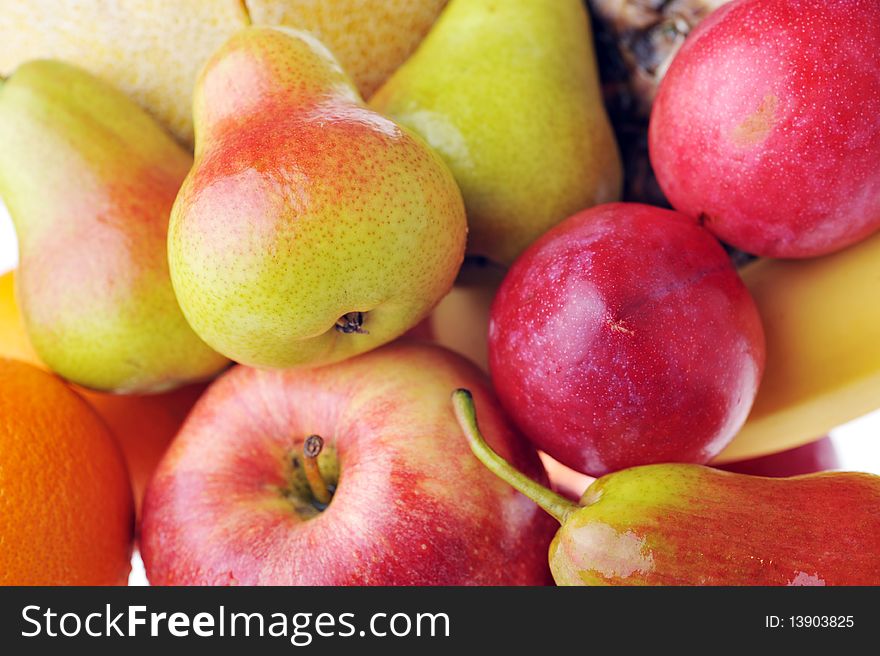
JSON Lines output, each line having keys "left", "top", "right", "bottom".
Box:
{"left": 715, "top": 233, "right": 880, "bottom": 462}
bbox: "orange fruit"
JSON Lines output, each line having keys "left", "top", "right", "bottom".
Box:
{"left": 84, "top": 383, "right": 207, "bottom": 518}
{"left": 0, "top": 358, "right": 134, "bottom": 584}
{"left": 0, "top": 270, "right": 207, "bottom": 517}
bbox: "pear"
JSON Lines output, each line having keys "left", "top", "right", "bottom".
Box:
{"left": 0, "top": 1, "right": 448, "bottom": 146}
{"left": 453, "top": 390, "right": 880, "bottom": 585}
{"left": 0, "top": 61, "right": 228, "bottom": 393}
{"left": 372, "top": 0, "right": 622, "bottom": 266}
{"left": 246, "top": 0, "right": 449, "bottom": 99}
{"left": 0, "top": 1, "right": 248, "bottom": 146}
{"left": 168, "top": 27, "right": 467, "bottom": 369}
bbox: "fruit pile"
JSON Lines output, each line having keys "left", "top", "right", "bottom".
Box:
{"left": 0, "top": 0, "right": 878, "bottom": 586}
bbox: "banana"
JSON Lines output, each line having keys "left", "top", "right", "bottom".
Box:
{"left": 714, "top": 232, "right": 880, "bottom": 463}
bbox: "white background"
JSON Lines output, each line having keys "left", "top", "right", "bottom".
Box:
{"left": 1, "top": 203, "right": 878, "bottom": 474}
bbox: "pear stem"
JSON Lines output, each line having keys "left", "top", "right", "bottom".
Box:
{"left": 303, "top": 435, "right": 332, "bottom": 506}
{"left": 452, "top": 389, "right": 577, "bottom": 524}
{"left": 335, "top": 312, "right": 369, "bottom": 335}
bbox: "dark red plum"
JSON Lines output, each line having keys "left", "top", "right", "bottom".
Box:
{"left": 489, "top": 203, "right": 765, "bottom": 476}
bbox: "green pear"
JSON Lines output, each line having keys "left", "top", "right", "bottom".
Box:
{"left": 168, "top": 27, "right": 467, "bottom": 369}
{"left": 372, "top": 0, "right": 623, "bottom": 266}
{"left": 0, "top": 61, "right": 228, "bottom": 393}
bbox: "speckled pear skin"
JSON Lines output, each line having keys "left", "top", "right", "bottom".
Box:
{"left": 0, "top": 61, "right": 229, "bottom": 393}
{"left": 371, "top": 0, "right": 623, "bottom": 266}
{"left": 168, "top": 27, "right": 467, "bottom": 369}
{"left": 551, "top": 464, "right": 880, "bottom": 586}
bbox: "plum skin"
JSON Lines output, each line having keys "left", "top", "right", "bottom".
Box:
{"left": 488, "top": 203, "right": 766, "bottom": 476}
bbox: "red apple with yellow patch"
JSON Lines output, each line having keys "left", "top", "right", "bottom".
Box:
{"left": 650, "top": 0, "right": 880, "bottom": 257}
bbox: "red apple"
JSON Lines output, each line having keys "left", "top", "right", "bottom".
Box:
{"left": 488, "top": 203, "right": 765, "bottom": 476}
{"left": 141, "top": 342, "right": 555, "bottom": 585}
{"left": 717, "top": 436, "right": 839, "bottom": 477}
{"left": 650, "top": 0, "right": 880, "bottom": 257}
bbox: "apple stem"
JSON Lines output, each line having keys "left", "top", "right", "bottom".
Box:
{"left": 335, "top": 312, "right": 369, "bottom": 335}
{"left": 452, "top": 389, "right": 577, "bottom": 525}
{"left": 303, "top": 435, "right": 333, "bottom": 506}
